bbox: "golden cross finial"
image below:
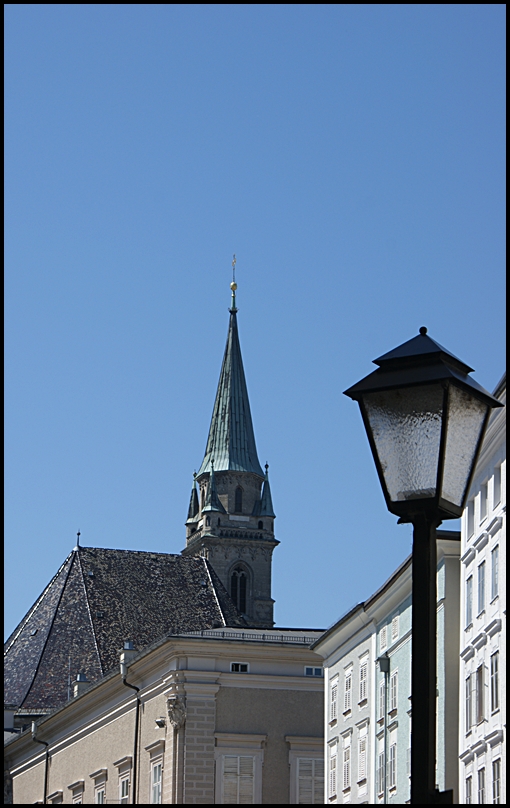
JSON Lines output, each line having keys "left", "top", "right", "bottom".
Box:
{"left": 230, "top": 254, "right": 238, "bottom": 310}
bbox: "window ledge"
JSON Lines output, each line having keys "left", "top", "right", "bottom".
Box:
{"left": 329, "top": 719, "right": 338, "bottom": 727}
{"left": 357, "top": 777, "right": 367, "bottom": 786}
{"left": 358, "top": 699, "right": 368, "bottom": 708}
{"left": 388, "top": 709, "right": 398, "bottom": 718}
{"left": 342, "top": 709, "right": 352, "bottom": 717}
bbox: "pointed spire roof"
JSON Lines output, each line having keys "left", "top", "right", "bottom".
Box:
{"left": 252, "top": 463, "right": 276, "bottom": 517}
{"left": 186, "top": 476, "right": 199, "bottom": 523}
{"left": 197, "top": 310, "right": 264, "bottom": 477}
{"left": 202, "top": 463, "right": 227, "bottom": 513}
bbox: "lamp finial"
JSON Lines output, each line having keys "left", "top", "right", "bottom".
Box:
{"left": 419, "top": 326, "right": 427, "bottom": 335}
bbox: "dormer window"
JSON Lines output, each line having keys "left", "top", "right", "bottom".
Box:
{"left": 234, "top": 487, "right": 243, "bottom": 513}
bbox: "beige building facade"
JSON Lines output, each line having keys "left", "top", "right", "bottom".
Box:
{"left": 5, "top": 628, "right": 324, "bottom": 804}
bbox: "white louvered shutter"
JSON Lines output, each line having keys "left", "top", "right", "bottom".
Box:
{"left": 358, "top": 737, "right": 366, "bottom": 780}
{"left": 344, "top": 674, "right": 352, "bottom": 711}
{"left": 331, "top": 683, "right": 338, "bottom": 720}
{"left": 297, "top": 758, "right": 324, "bottom": 804}
{"left": 343, "top": 746, "right": 350, "bottom": 790}
{"left": 223, "top": 755, "right": 255, "bottom": 804}
{"left": 329, "top": 753, "right": 337, "bottom": 797}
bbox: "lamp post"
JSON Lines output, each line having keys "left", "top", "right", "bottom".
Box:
{"left": 344, "top": 327, "right": 503, "bottom": 804}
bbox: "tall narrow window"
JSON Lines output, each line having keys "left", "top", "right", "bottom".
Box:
{"left": 493, "top": 465, "right": 501, "bottom": 506}
{"left": 330, "top": 682, "right": 338, "bottom": 721}
{"left": 343, "top": 745, "right": 350, "bottom": 790}
{"left": 478, "top": 768, "right": 485, "bottom": 805}
{"left": 480, "top": 483, "right": 488, "bottom": 521}
{"left": 490, "top": 652, "right": 499, "bottom": 713}
{"left": 358, "top": 737, "right": 366, "bottom": 780}
{"left": 478, "top": 562, "right": 486, "bottom": 614}
{"left": 465, "top": 776, "right": 472, "bottom": 805}
{"left": 201, "top": 487, "right": 205, "bottom": 509}
{"left": 380, "top": 625, "right": 387, "bottom": 651}
{"left": 234, "top": 486, "right": 243, "bottom": 513}
{"left": 119, "top": 777, "right": 129, "bottom": 805}
{"left": 390, "top": 671, "right": 398, "bottom": 712}
{"left": 475, "top": 665, "right": 484, "bottom": 724}
{"left": 465, "top": 675, "right": 472, "bottom": 732}
{"left": 466, "top": 576, "right": 473, "bottom": 626}
{"left": 492, "top": 760, "right": 501, "bottom": 804}
{"left": 344, "top": 671, "right": 352, "bottom": 712}
{"left": 378, "top": 679, "right": 386, "bottom": 720}
{"left": 388, "top": 743, "right": 396, "bottom": 789}
{"left": 222, "top": 755, "right": 255, "bottom": 804}
{"left": 377, "top": 752, "right": 385, "bottom": 795}
{"left": 329, "top": 746, "right": 337, "bottom": 798}
{"left": 491, "top": 546, "right": 499, "bottom": 600}
{"left": 391, "top": 614, "right": 399, "bottom": 643}
{"left": 151, "top": 762, "right": 162, "bottom": 804}
{"left": 467, "top": 499, "right": 475, "bottom": 537}
{"left": 230, "top": 567, "right": 247, "bottom": 613}
{"left": 359, "top": 662, "right": 368, "bottom": 702}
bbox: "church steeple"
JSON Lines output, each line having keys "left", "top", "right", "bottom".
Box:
{"left": 197, "top": 308, "right": 264, "bottom": 478}
{"left": 182, "top": 264, "right": 278, "bottom": 628}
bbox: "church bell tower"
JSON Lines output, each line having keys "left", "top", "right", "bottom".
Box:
{"left": 182, "top": 261, "right": 278, "bottom": 627}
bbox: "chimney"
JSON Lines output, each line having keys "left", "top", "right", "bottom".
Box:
{"left": 73, "top": 672, "right": 91, "bottom": 698}
{"left": 119, "top": 641, "right": 137, "bottom": 677}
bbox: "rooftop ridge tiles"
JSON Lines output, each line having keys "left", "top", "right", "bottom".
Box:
{"left": 4, "top": 552, "right": 75, "bottom": 655}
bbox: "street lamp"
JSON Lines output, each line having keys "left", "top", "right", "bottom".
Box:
{"left": 344, "top": 327, "right": 503, "bottom": 804}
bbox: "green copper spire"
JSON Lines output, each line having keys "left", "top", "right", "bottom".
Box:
{"left": 197, "top": 272, "right": 264, "bottom": 478}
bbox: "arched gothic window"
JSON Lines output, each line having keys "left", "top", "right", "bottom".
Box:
{"left": 217, "top": 518, "right": 221, "bottom": 526}
{"left": 234, "top": 486, "right": 243, "bottom": 513}
{"left": 231, "top": 566, "right": 248, "bottom": 614}
{"left": 201, "top": 487, "right": 205, "bottom": 509}
{"left": 205, "top": 516, "right": 210, "bottom": 526}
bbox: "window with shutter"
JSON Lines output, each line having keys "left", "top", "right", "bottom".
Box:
{"left": 359, "top": 663, "right": 367, "bottom": 702}
{"left": 358, "top": 737, "right": 366, "bottom": 780}
{"left": 475, "top": 665, "right": 484, "bottom": 724}
{"left": 390, "top": 671, "right": 398, "bottom": 712}
{"left": 343, "top": 746, "right": 350, "bottom": 790}
{"left": 329, "top": 748, "right": 337, "bottom": 798}
{"left": 330, "top": 683, "right": 338, "bottom": 721}
{"left": 491, "top": 652, "right": 499, "bottom": 712}
{"left": 344, "top": 673, "right": 352, "bottom": 712}
{"left": 222, "top": 755, "right": 255, "bottom": 804}
{"left": 380, "top": 625, "right": 387, "bottom": 651}
{"left": 378, "top": 679, "right": 385, "bottom": 720}
{"left": 465, "top": 675, "right": 472, "bottom": 732}
{"left": 297, "top": 758, "right": 324, "bottom": 805}
{"left": 388, "top": 743, "right": 396, "bottom": 789}
{"left": 377, "top": 752, "right": 385, "bottom": 795}
{"left": 391, "top": 615, "right": 399, "bottom": 642}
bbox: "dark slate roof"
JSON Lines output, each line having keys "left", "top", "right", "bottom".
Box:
{"left": 4, "top": 547, "right": 246, "bottom": 712}
{"left": 197, "top": 311, "right": 264, "bottom": 477}
{"left": 252, "top": 471, "right": 276, "bottom": 518}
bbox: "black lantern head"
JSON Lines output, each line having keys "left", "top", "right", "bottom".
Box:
{"left": 344, "top": 328, "right": 503, "bottom": 521}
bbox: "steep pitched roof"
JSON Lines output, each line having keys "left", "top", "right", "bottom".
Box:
{"left": 4, "top": 547, "right": 246, "bottom": 712}
{"left": 197, "top": 311, "right": 264, "bottom": 477}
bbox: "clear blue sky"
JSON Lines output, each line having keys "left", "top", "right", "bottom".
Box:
{"left": 5, "top": 4, "right": 505, "bottom": 638}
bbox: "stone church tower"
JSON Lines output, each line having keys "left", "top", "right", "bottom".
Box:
{"left": 182, "top": 280, "right": 278, "bottom": 627}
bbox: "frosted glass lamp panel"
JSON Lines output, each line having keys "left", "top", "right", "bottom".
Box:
{"left": 441, "top": 386, "right": 489, "bottom": 507}
{"left": 363, "top": 385, "right": 444, "bottom": 502}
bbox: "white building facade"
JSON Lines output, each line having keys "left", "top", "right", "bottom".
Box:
{"left": 313, "top": 533, "right": 460, "bottom": 805}
{"left": 459, "top": 373, "right": 506, "bottom": 805}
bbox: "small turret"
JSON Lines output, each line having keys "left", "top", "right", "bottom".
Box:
{"left": 202, "top": 463, "right": 226, "bottom": 515}
{"left": 252, "top": 463, "right": 276, "bottom": 518}
{"left": 186, "top": 475, "right": 199, "bottom": 525}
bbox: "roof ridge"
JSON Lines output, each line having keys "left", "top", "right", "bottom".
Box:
{"left": 75, "top": 549, "right": 104, "bottom": 677}
{"left": 19, "top": 552, "right": 77, "bottom": 708}
{"left": 4, "top": 551, "right": 74, "bottom": 654}
{"left": 202, "top": 557, "right": 226, "bottom": 627}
